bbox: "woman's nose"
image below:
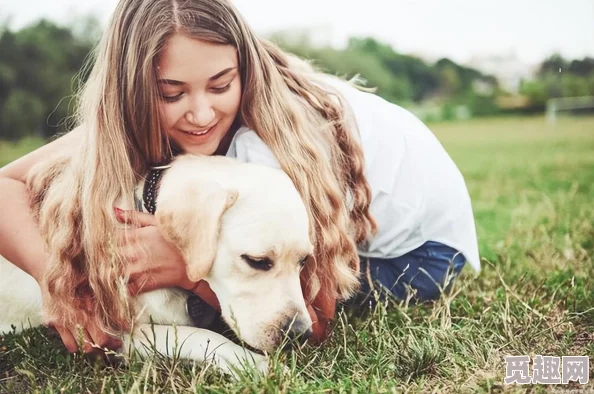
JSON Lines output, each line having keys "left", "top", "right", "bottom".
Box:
{"left": 186, "top": 99, "right": 215, "bottom": 127}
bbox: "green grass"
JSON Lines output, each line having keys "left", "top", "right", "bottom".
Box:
{"left": 1, "top": 116, "right": 593, "bottom": 393}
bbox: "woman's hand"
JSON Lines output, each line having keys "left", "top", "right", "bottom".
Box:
{"left": 306, "top": 289, "right": 337, "bottom": 344}
{"left": 115, "top": 208, "right": 195, "bottom": 294}
{"left": 115, "top": 209, "right": 220, "bottom": 309}
{"left": 40, "top": 285, "right": 122, "bottom": 354}
{"left": 47, "top": 319, "right": 122, "bottom": 355}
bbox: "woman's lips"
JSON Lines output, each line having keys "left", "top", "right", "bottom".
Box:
{"left": 181, "top": 123, "right": 216, "bottom": 137}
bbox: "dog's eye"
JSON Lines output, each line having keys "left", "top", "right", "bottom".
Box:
{"left": 241, "top": 255, "right": 273, "bottom": 271}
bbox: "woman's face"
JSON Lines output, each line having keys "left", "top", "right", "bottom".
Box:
{"left": 157, "top": 34, "right": 242, "bottom": 156}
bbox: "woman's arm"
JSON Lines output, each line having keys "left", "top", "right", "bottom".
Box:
{"left": 0, "top": 128, "right": 82, "bottom": 280}
{"left": 0, "top": 128, "right": 122, "bottom": 353}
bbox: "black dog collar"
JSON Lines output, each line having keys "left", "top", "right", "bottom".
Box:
{"left": 142, "top": 166, "right": 168, "bottom": 215}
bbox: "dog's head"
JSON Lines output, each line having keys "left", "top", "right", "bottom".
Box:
{"left": 155, "top": 154, "right": 313, "bottom": 352}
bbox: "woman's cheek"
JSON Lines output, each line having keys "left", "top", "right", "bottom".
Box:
{"left": 160, "top": 103, "right": 183, "bottom": 129}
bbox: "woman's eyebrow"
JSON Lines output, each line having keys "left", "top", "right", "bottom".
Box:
{"left": 158, "top": 79, "right": 184, "bottom": 85}
{"left": 208, "top": 67, "right": 237, "bottom": 81}
{"left": 157, "top": 67, "right": 237, "bottom": 85}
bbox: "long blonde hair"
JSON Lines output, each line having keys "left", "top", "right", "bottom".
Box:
{"left": 34, "top": 0, "right": 376, "bottom": 333}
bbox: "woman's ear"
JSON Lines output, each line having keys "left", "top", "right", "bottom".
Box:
{"left": 155, "top": 179, "right": 238, "bottom": 282}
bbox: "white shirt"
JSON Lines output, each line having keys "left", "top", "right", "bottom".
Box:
{"left": 226, "top": 77, "right": 480, "bottom": 271}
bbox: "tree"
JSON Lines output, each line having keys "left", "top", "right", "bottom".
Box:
{"left": 538, "top": 54, "right": 568, "bottom": 77}
{"left": 0, "top": 19, "right": 96, "bottom": 141}
{"left": 1, "top": 90, "right": 45, "bottom": 140}
{"left": 568, "top": 58, "right": 594, "bottom": 78}
{"left": 347, "top": 37, "right": 439, "bottom": 102}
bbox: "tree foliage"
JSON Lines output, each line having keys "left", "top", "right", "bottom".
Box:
{"left": 520, "top": 54, "right": 594, "bottom": 108}
{"left": 0, "top": 18, "right": 97, "bottom": 141}
{"left": 1, "top": 19, "right": 592, "bottom": 141}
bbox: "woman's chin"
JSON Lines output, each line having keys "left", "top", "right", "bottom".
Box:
{"left": 174, "top": 137, "right": 222, "bottom": 156}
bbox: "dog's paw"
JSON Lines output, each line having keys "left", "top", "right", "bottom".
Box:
{"left": 251, "top": 352, "right": 270, "bottom": 376}
{"left": 216, "top": 348, "right": 269, "bottom": 379}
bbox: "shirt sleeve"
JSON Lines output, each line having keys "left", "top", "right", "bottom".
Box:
{"left": 229, "top": 128, "right": 281, "bottom": 169}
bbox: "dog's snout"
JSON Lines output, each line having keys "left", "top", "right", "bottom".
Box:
{"left": 281, "top": 317, "right": 312, "bottom": 344}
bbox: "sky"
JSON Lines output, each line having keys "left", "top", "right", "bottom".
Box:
{"left": 1, "top": 0, "right": 593, "bottom": 67}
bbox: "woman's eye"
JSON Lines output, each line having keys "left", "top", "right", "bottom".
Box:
{"left": 160, "top": 92, "right": 184, "bottom": 102}
{"left": 211, "top": 82, "right": 232, "bottom": 94}
{"left": 241, "top": 255, "right": 273, "bottom": 271}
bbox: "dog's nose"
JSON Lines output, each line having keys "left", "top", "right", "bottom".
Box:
{"left": 281, "top": 318, "right": 313, "bottom": 344}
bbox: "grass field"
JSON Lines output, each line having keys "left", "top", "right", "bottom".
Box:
{"left": 1, "top": 116, "right": 593, "bottom": 393}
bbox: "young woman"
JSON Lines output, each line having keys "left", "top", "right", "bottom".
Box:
{"left": 0, "top": 0, "right": 479, "bottom": 353}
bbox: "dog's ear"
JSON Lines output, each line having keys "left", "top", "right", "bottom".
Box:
{"left": 155, "top": 180, "right": 238, "bottom": 282}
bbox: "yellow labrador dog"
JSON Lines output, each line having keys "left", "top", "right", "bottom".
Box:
{"left": 0, "top": 154, "right": 313, "bottom": 375}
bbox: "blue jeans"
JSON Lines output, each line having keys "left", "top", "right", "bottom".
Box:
{"left": 356, "top": 241, "right": 466, "bottom": 305}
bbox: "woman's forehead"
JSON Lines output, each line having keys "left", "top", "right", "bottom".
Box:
{"left": 157, "top": 33, "right": 238, "bottom": 82}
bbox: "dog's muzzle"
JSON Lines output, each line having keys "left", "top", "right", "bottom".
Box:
{"left": 281, "top": 316, "right": 313, "bottom": 345}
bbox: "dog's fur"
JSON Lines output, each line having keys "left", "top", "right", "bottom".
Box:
{"left": 0, "top": 154, "right": 313, "bottom": 375}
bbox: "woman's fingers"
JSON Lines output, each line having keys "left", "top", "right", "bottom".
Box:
{"left": 52, "top": 325, "right": 78, "bottom": 353}
{"left": 118, "top": 243, "right": 141, "bottom": 265}
{"left": 127, "top": 270, "right": 193, "bottom": 295}
{"left": 118, "top": 225, "right": 192, "bottom": 295}
{"left": 52, "top": 322, "right": 122, "bottom": 354}
{"left": 86, "top": 320, "right": 122, "bottom": 352}
{"left": 114, "top": 208, "right": 157, "bottom": 227}
{"left": 191, "top": 280, "right": 220, "bottom": 310}
{"left": 116, "top": 227, "right": 157, "bottom": 265}
{"left": 79, "top": 327, "right": 97, "bottom": 354}
{"left": 53, "top": 324, "right": 94, "bottom": 354}
{"left": 127, "top": 273, "right": 157, "bottom": 296}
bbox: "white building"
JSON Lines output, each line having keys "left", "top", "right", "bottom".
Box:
{"left": 467, "top": 51, "right": 537, "bottom": 93}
